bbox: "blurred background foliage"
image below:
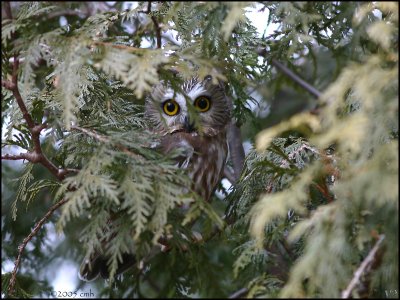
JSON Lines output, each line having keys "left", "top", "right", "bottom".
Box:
{"left": 1, "top": 1, "right": 398, "bottom": 298}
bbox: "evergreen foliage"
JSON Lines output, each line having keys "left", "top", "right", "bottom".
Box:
{"left": 1, "top": 1, "right": 398, "bottom": 298}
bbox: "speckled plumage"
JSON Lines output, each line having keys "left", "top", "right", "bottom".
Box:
{"left": 145, "top": 76, "right": 232, "bottom": 201}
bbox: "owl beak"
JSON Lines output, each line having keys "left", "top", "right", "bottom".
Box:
{"left": 183, "top": 116, "right": 196, "bottom": 133}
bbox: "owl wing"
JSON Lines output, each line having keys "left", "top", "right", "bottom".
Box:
{"left": 158, "top": 132, "right": 196, "bottom": 169}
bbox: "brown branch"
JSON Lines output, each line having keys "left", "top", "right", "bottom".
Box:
{"left": 2, "top": 3, "right": 71, "bottom": 182}
{"left": 7, "top": 198, "right": 69, "bottom": 296}
{"left": 147, "top": 1, "right": 162, "bottom": 48}
{"left": 1, "top": 153, "right": 32, "bottom": 161}
{"left": 341, "top": 235, "right": 385, "bottom": 298}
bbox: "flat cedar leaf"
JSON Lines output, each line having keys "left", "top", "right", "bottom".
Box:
{"left": 256, "top": 113, "right": 321, "bottom": 151}
{"left": 221, "top": 2, "right": 249, "bottom": 41}
{"left": 99, "top": 48, "right": 169, "bottom": 98}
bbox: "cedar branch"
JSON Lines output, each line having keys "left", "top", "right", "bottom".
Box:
{"left": 7, "top": 198, "right": 69, "bottom": 296}
{"left": 147, "top": 1, "right": 162, "bottom": 48}
{"left": 4, "top": 3, "right": 75, "bottom": 295}
{"left": 71, "top": 125, "right": 145, "bottom": 162}
{"left": 341, "top": 235, "right": 385, "bottom": 298}
{"left": 2, "top": 3, "right": 71, "bottom": 182}
{"left": 228, "top": 287, "right": 249, "bottom": 298}
{"left": 257, "top": 48, "right": 322, "bottom": 99}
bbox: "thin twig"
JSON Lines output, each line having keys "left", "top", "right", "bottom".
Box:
{"left": 147, "top": 1, "right": 162, "bottom": 48}
{"left": 93, "top": 41, "right": 143, "bottom": 52}
{"left": 228, "top": 287, "right": 249, "bottom": 298}
{"left": 2, "top": 153, "right": 33, "bottom": 161}
{"left": 341, "top": 235, "right": 385, "bottom": 298}
{"left": 7, "top": 198, "right": 69, "bottom": 296}
{"left": 71, "top": 125, "right": 145, "bottom": 162}
{"left": 257, "top": 48, "right": 322, "bottom": 99}
{"left": 271, "top": 59, "right": 322, "bottom": 99}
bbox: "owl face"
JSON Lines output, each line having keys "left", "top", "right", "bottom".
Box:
{"left": 145, "top": 76, "right": 231, "bottom": 136}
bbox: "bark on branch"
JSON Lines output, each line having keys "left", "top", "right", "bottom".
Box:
{"left": 341, "top": 235, "right": 386, "bottom": 298}
{"left": 7, "top": 198, "right": 69, "bottom": 296}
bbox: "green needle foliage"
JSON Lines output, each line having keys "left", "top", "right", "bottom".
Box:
{"left": 1, "top": 1, "right": 398, "bottom": 298}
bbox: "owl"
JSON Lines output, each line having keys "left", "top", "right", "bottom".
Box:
{"left": 145, "top": 75, "right": 232, "bottom": 201}
{"left": 79, "top": 75, "right": 231, "bottom": 281}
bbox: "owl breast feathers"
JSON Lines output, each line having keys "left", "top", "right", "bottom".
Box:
{"left": 145, "top": 76, "right": 232, "bottom": 201}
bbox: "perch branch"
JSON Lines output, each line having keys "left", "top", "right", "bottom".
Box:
{"left": 341, "top": 234, "right": 385, "bottom": 298}
{"left": 223, "top": 167, "right": 236, "bottom": 185}
{"left": 147, "top": 1, "right": 162, "bottom": 48}
{"left": 7, "top": 198, "right": 69, "bottom": 296}
{"left": 257, "top": 48, "right": 322, "bottom": 99}
{"left": 227, "top": 122, "right": 245, "bottom": 183}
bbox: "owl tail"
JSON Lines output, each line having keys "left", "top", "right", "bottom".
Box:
{"left": 79, "top": 252, "right": 136, "bottom": 281}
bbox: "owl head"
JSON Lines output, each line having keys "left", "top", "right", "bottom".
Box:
{"left": 145, "top": 76, "right": 232, "bottom": 136}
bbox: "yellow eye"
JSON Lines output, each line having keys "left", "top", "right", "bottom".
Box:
{"left": 162, "top": 99, "right": 180, "bottom": 116}
{"left": 194, "top": 96, "right": 211, "bottom": 112}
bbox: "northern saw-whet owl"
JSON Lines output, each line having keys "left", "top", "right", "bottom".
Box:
{"left": 79, "top": 75, "right": 231, "bottom": 281}
{"left": 145, "top": 75, "right": 232, "bottom": 201}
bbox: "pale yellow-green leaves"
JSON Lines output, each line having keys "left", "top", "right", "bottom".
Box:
{"left": 98, "top": 47, "right": 169, "bottom": 99}
{"left": 256, "top": 112, "right": 321, "bottom": 151}
{"left": 53, "top": 39, "right": 92, "bottom": 130}
{"left": 182, "top": 195, "right": 225, "bottom": 230}
{"left": 249, "top": 163, "right": 320, "bottom": 246}
{"left": 221, "top": 2, "right": 250, "bottom": 41}
{"left": 367, "top": 21, "right": 394, "bottom": 50}
{"left": 57, "top": 148, "right": 119, "bottom": 231}
{"left": 353, "top": 2, "right": 398, "bottom": 50}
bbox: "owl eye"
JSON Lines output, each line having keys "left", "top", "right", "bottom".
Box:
{"left": 162, "top": 99, "right": 180, "bottom": 116}
{"left": 194, "top": 96, "right": 211, "bottom": 112}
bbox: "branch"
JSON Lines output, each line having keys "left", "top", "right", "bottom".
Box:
{"left": 257, "top": 48, "right": 322, "bottom": 99}
{"left": 147, "top": 1, "right": 162, "bottom": 48}
{"left": 227, "top": 122, "right": 245, "bottom": 183}
{"left": 271, "top": 59, "right": 322, "bottom": 99}
{"left": 341, "top": 235, "right": 385, "bottom": 298}
{"left": 4, "top": 4, "right": 77, "bottom": 296}
{"left": 71, "top": 125, "right": 145, "bottom": 162}
{"left": 2, "top": 2, "right": 71, "bottom": 181}
{"left": 223, "top": 167, "right": 236, "bottom": 185}
{"left": 7, "top": 198, "right": 69, "bottom": 296}
{"left": 228, "top": 287, "right": 249, "bottom": 299}
{"left": 1, "top": 153, "right": 32, "bottom": 161}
